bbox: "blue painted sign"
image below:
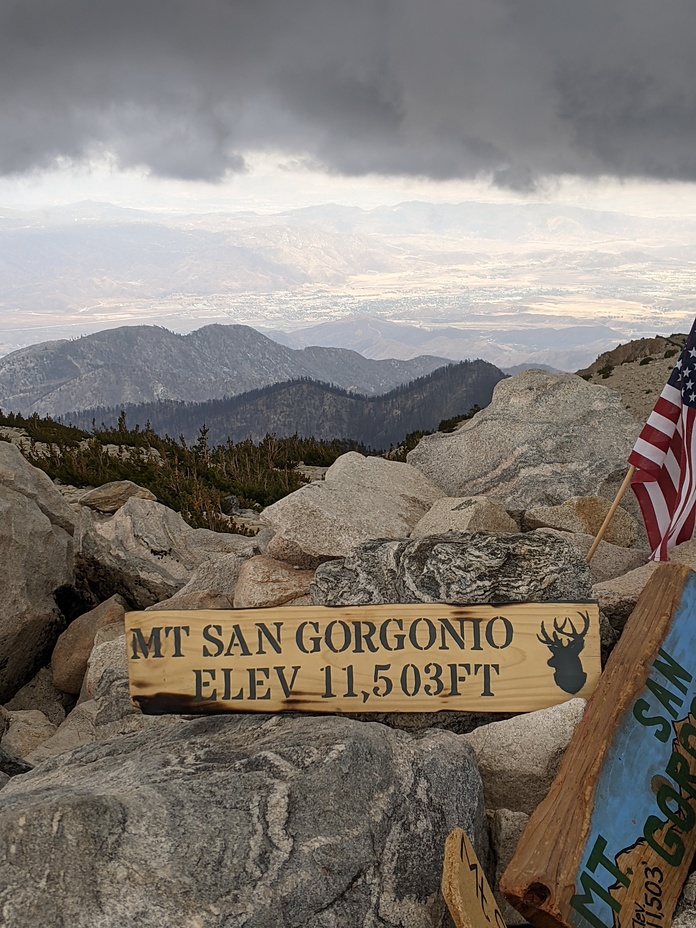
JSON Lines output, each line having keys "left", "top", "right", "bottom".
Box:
{"left": 501, "top": 564, "right": 696, "bottom": 928}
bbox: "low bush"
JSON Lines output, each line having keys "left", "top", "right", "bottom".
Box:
{"left": 2, "top": 408, "right": 367, "bottom": 533}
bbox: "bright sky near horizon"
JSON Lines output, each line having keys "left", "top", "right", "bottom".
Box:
{"left": 3, "top": 155, "right": 696, "bottom": 222}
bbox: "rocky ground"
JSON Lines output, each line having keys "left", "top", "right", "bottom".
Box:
{"left": 577, "top": 332, "right": 686, "bottom": 421}
{"left": 3, "top": 358, "right": 696, "bottom": 927}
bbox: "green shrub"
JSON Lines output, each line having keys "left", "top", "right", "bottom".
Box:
{"left": 4, "top": 410, "right": 368, "bottom": 533}
{"left": 0, "top": 409, "right": 88, "bottom": 445}
{"left": 385, "top": 430, "right": 428, "bottom": 462}
{"left": 438, "top": 404, "right": 481, "bottom": 433}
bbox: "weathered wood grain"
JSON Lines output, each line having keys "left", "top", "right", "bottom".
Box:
{"left": 124, "top": 602, "right": 600, "bottom": 714}
{"left": 442, "top": 828, "right": 505, "bottom": 928}
{"left": 501, "top": 563, "right": 696, "bottom": 928}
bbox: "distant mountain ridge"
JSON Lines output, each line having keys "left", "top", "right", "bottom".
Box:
{"left": 0, "top": 324, "right": 451, "bottom": 418}
{"left": 262, "top": 316, "right": 626, "bottom": 372}
{"left": 66, "top": 360, "right": 506, "bottom": 449}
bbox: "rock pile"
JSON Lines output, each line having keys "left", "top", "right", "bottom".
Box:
{"left": 3, "top": 368, "right": 696, "bottom": 928}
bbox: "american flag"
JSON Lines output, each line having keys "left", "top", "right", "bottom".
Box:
{"left": 629, "top": 325, "right": 696, "bottom": 561}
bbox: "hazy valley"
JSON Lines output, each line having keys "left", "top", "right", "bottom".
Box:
{"left": 2, "top": 199, "right": 695, "bottom": 370}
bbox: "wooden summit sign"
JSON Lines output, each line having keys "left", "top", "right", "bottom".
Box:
{"left": 442, "top": 828, "right": 506, "bottom": 928}
{"left": 501, "top": 564, "right": 696, "bottom": 928}
{"left": 125, "top": 602, "right": 600, "bottom": 714}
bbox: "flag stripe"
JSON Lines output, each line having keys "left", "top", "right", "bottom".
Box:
{"left": 658, "top": 383, "right": 683, "bottom": 410}
{"left": 630, "top": 328, "right": 696, "bottom": 561}
{"left": 646, "top": 410, "right": 679, "bottom": 437}
{"left": 633, "top": 435, "right": 669, "bottom": 464}
{"left": 651, "top": 400, "right": 680, "bottom": 425}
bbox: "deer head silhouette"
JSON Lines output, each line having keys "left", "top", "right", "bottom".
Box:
{"left": 537, "top": 611, "right": 590, "bottom": 695}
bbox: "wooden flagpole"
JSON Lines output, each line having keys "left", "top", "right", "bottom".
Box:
{"left": 586, "top": 465, "right": 636, "bottom": 562}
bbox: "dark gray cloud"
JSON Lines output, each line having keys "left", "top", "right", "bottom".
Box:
{"left": 2, "top": 0, "right": 696, "bottom": 186}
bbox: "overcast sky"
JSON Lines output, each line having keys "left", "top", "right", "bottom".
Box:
{"left": 2, "top": 1, "right": 696, "bottom": 212}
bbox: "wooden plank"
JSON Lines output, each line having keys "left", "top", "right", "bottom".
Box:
{"left": 124, "top": 602, "right": 600, "bottom": 714}
{"left": 442, "top": 828, "right": 506, "bottom": 928}
{"left": 500, "top": 563, "right": 696, "bottom": 928}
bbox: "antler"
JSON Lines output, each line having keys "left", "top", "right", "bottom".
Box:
{"left": 577, "top": 611, "right": 591, "bottom": 635}
{"left": 552, "top": 613, "right": 590, "bottom": 640}
{"left": 539, "top": 612, "right": 590, "bottom": 650}
{"left": 537, "top": 621, "right": 561, "bottom": 648}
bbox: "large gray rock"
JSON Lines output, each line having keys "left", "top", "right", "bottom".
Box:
{"left": 539, "top": 529, "right": 649, "bottom": 585}
{"left": 233, "top": 555, "right": 315, "bottom": 608}
{"left": 461, "top": 698, "right": 586, "bottom": 814}
{"left": 76, "top": 497, "right": 260, "bottom": 608}
{"left": 166, "top": 552, "right": 243, "bottom": 600}
{"left": 0, "top": 715, "right": 487, "bottom": 928}
{"left": 25, "top": 670, "right": 173, "bottom": 766}
{"left": 261, "top": 452, "right": 444, "bottom": 559}
{"left": 525, "top": 496, "right": 639, "bottom": 547}
{"left": 145, "top": 552, "right": 245, "bottom": 610}
{"left": 410, "top": 496, "right": 518, "bottom": 538}
{"left": 265, "top": 531, "right": 328, "bottom": 569}
{"left": 80, "top": 634, "right": 129, "bottom": 703}
{"left": 146, "top": 591, "right": 232, "bottom": 611}
{"left": 25, "top": 701, "right": 99, "bottom": 765}
{"left": 593, "top": 537, "right": 696, "bottom": 632}
{"left": 51, "top": 594, "right": 128, "bottom": 694}
{"left": 0, "top": 445, "right": 74, "bottom": 702}
{"left": 4, "top": 666, "right": 74, "bottom": 726}
{"left": 0, "top": 710, "right": 57, "bottom": 760}
{"left": 78, "top": 479, "right": 156, "bottom": 513}
{"left": 311, "top": 530, "right": 593, "bottom": 606}
{"left": 407, "top": 371, "right": 639, "bottom": 508}
{"left": 0, "top": 441, "right": 75, "bottom": 535}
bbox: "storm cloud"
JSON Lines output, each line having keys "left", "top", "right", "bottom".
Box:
{"left": 2, "top": 0, "right": 696, "bottom": 186}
